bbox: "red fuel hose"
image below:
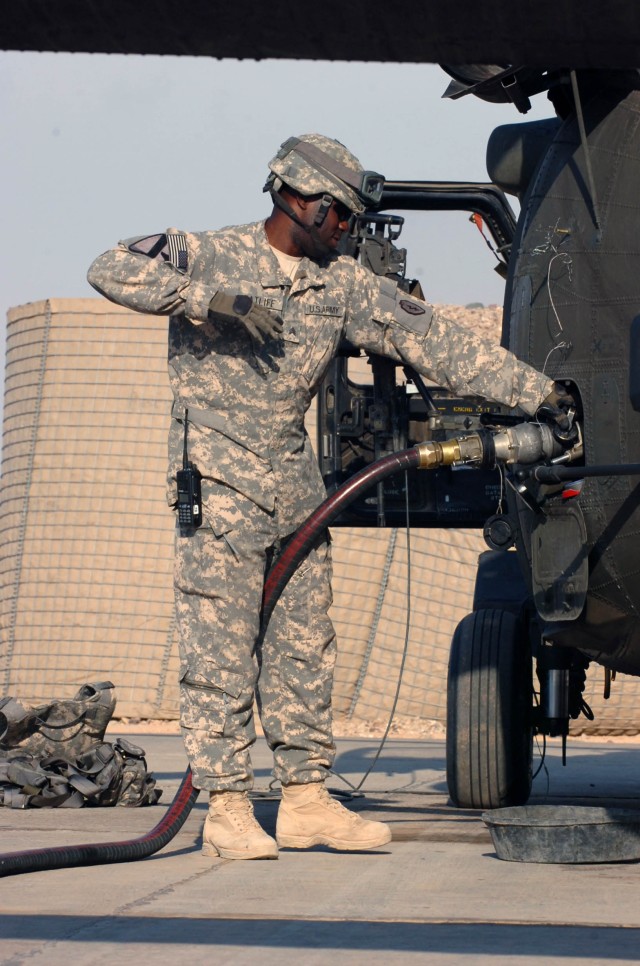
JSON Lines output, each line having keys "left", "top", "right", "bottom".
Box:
{"left": 262, "top": 447, "right": 421, "bottom": 627}
{"left": 0, "top": 446, "right": 422, "bottom": 877}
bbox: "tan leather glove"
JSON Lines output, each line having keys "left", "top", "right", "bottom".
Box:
{"left": 208, "top": 292, "right": 284, "bottom": 344}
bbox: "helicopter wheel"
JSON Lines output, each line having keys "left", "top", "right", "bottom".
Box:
{"left": 446, "top": 608, "right": 533, "bottom": 809}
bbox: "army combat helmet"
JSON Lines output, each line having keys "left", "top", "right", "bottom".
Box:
{"left": 265, "top": 133, "right": 385, "bottom": 217}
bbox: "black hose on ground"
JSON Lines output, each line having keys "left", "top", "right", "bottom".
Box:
{"left": 0, "top": 446, "right": 422, "bottom": 877}
{"left": 0, "top": 767, "right": 198, "bottom": 877}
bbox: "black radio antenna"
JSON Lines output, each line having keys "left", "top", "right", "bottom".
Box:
{"left": 183, "top": 409, "right": 189, "bottom": 469}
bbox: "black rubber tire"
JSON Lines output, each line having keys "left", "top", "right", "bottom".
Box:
{"left": 446, "top": 608, "right": 533, "bottom": 809}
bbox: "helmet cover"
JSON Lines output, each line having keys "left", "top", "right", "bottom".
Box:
{"left": 267, "top": 133, "right": 368, "bottom": 213}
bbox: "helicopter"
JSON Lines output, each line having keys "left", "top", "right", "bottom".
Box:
{"left": 316, "top": 64, "right": 640, "bottom": 811}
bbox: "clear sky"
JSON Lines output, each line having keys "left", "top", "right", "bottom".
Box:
{"left": 0, "top": 53, "right": 554, "bottom": 427}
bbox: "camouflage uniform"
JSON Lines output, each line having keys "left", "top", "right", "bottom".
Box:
{"left": 88, "top": 220, "right": 553, "bottom": 792}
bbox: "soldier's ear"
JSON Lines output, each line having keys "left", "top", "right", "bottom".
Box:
{"left": 293, "top": 192, "right": 310, "bottom": 212}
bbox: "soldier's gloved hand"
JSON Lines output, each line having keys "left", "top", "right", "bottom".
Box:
{"left": 537, "top": 381, "right": 578, "bottom": 442}
{"left": 208, "top": 292, "right": 284, "bottom": 344}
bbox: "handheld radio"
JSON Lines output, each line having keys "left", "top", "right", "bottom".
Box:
{"left": 176, "top": 409, "right": 202, "bottom": 530}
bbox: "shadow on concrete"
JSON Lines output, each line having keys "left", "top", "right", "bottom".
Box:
{"left": 1, "top": 915, "right": 639, "bottom": 956}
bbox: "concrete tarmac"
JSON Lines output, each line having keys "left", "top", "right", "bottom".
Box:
{"left": 1, "top": 733, "right": 640, "bottom": 965}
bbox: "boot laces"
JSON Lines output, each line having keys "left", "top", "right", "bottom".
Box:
{"left": 215, "top": 793, "right": 260, "bottom": 833}
{"left": 316, "top": 784, "right": 360, "bottom": 822}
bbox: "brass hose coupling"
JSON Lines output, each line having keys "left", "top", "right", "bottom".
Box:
{"left": 414, "top": 435, "right": 485, "bottom": 470}
{"left": 414, "top": 420, "right": 583, "bottom": 472}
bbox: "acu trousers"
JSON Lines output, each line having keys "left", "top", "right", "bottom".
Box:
{"left": 174, "top": 481, "right": 336, "bottom": 791}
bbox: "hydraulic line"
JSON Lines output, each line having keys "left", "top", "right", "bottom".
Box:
{"left": 0, "top": 444, "right": 430, "bottom": 878}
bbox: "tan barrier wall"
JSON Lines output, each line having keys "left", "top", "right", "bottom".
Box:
{"left": 1, "top": 298, "right": 639, "bottom": 734}
{"left": 1, "top": 299, "right": 178, "bottom": 718}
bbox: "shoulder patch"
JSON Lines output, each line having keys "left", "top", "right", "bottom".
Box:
{"left": 399, "top": 299, "right": 426, "bottom": 316}
{"left": 393, "top": 291, "right": 434, "bottom": 336}
{"left": 128, "top": 234, "right": 169, "bottom": 260}
{"left": 166, "top": 232, "right": 189, "bottom": 272}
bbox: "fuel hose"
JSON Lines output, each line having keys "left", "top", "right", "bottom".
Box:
{"left": 0, "top": 445, "right": 423, "bottom": 877}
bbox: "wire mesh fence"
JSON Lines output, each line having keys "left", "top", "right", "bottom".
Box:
{"left": 1, "top": 299, "right": 638, "bottom": 735}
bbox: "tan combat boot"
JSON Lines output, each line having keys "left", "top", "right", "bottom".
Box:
{"left": 276, "top": 782, "right": 392, "bottom": 851}
{"left": 203, "top": 790, "right": 279, "bottom": 860}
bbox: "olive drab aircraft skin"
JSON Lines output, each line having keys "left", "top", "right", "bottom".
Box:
{"left": 316, "top": 67, "right": 640, "bottom": 810}
{"left": 6, "top": 2, "right": 640, "bottom": 68}
{"left": 502, "top": 76, "right": 640, "bottom": 675}
{"left": 442, "top": 66, "right": 640, "bottom": 808}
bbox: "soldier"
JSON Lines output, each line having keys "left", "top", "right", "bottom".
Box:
{"left": 88, "top": 133, "right": 557, "bottom": 861}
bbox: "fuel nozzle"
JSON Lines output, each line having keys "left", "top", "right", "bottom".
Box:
{"left": 414, "top": 418, "right": 580, "bottom": 472}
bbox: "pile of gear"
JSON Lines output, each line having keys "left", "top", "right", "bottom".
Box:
{"left": 0, "top": 681, "right": 161, "bottom": 808}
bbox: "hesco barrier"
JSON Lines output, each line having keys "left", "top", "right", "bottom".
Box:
{"left": 1, "top": 299, "right": 177, "bottom": 718}
{"left": 1, "top": 298, "right": 639, "bottom": 734}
